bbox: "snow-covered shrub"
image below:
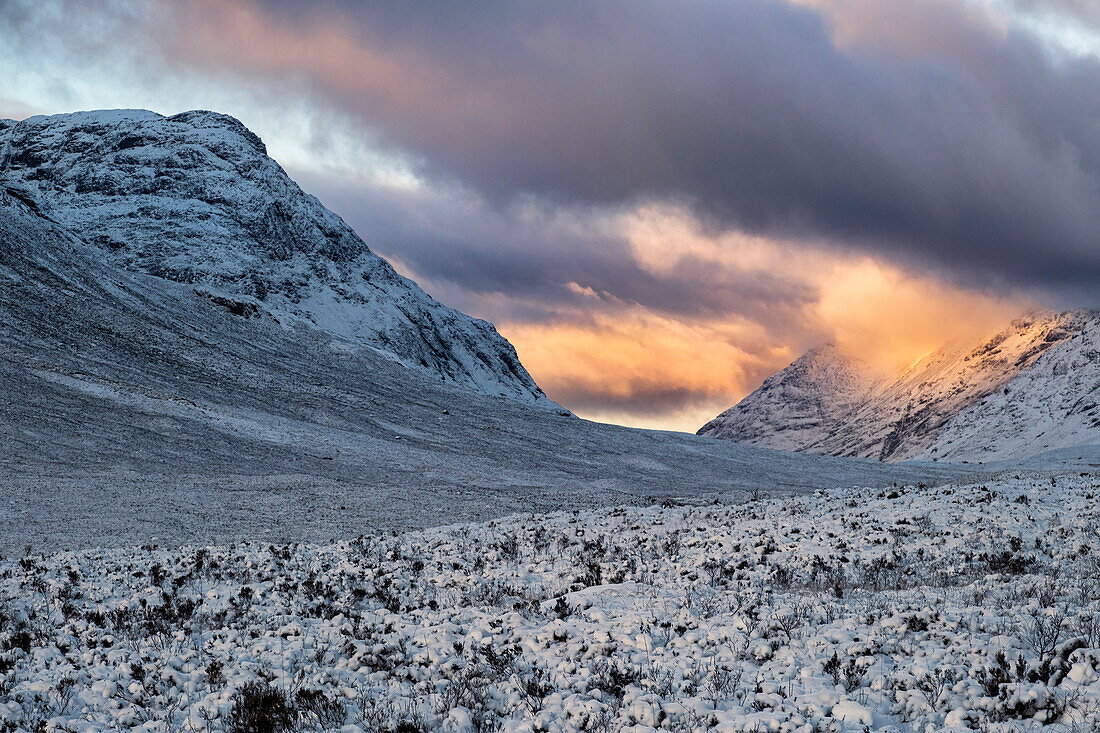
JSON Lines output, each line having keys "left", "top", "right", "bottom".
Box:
{"left": 2, "top": 474, "right": 1100, "bottom": 731}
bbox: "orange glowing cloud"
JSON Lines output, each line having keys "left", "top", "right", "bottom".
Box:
{"left": 152, "top": 2, "right": 1036, "bottom": 432}
{"left": 622, "top": 204, "right": 1027, "bottom": 369}
{"left": 501, "top": 310, "right": 794, "bottom": 433}
{"left": 495, "top": 204, "right": 1029, "bottom": 431}
{"left": 815, "top": 259, "right": 1025, "bottom": 374}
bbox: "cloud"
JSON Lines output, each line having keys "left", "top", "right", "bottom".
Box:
{"left": 501, "top": 310, "right": 793, "bottom": 432}
{"left": 304, "top": 173, "right": 1026, "bottom": 429}
{"left": 1004, "top": 0, "right": 1100, "bottom": 29}
{"left": 0, "top": 0, "right": 1061, "bottom": 429}
{"left": 141, "top": 0, "right": 1100, "bottom": 296}
{"left": 794, "top": 0, "right": 1008, "bottom": 62}
{"left": 299, "top": 172, "right": 822, "bottom": 325}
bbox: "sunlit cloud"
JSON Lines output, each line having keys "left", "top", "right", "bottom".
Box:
{"left": 814, "top": 259, "right": 1027, "bottom": 373}
{"left": 370, "top": 201, "right": 1028, "bottom": 431}
{"left": 501, "top": 311, "right": 784, "bottom": 432}
{"left": 0, "top": 0, "right": 1081, "bottom": 431}
{"left": 497, "top": 256, "right": 1025, "bottom": 431}
{"left": 504, "top": 209, "right": 1026, "bottom": 429}
{"left": 620, "top": 205, "right": 1028, "bottom": 373}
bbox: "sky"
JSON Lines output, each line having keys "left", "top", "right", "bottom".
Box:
{"left": 2, "top": 0, "right": 1099, "bottom": 431}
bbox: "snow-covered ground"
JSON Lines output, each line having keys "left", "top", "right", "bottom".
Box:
{"left": 3, "top": 471, "right": 1100, "bottom": 731}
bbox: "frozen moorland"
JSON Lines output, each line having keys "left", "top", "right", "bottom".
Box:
{"left": 3, "top": 472, "right": 1100, "bottom": 732}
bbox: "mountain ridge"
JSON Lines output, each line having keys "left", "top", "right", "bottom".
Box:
{"left": 0, "top": 108, "right": 547, "bottom": 404}
{"left": 699, "top": 310, "right": 1100, "bottom": 462}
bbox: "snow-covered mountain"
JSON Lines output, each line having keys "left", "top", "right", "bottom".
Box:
{"left": 0, "top": 109, "right": 544, "bottom": 402}
{"left": 693, "top": 344, "right": 873, "bottom": 454}
{"left": 1, "top": 115, "right": 972, "bottom": 539}
{"left": 699, "top": 311, "right": 1100, "bottom": 462}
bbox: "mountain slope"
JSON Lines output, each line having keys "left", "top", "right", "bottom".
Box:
{"left": 0, "top": 109, "right": 544, "bottom": 402}
{"left": 0, "top": 184, "right": 975, "bottom": 549}
{"left": 919, "top": 315, "right": 1100, "bottom": 461}
{"left": 696, "top": 345, "right": 875, "bottom": 452}
{"left": 699, "top": 311, "right": 1100, "bottom": 462}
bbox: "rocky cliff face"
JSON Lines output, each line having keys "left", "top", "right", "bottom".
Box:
{"left": 699, "top": 312, "right": 1100, "bottom": 462}
{"left": 0, "top": 109, "right": 546, "bottom": 403}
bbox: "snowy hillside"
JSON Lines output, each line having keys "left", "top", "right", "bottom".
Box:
{"left": 0, "top": 182, "right": 969, "bottom": 551}
{"left": 4, "top": 472, "right": 1100, "bottom": 731}
{"left": 695, "top": 345, "right": 875, "bottom": 453}
{"left": 0, "top": 110, "right": 544, "bottom": 402}
{"left": 700, "top": 311, "right": 1100, "bottom": 462}
{"left": 921, "top": 315, "right": 1100, "bottom": 461}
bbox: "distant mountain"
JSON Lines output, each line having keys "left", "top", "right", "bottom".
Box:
{"left": 696, "top": 344, "right": 873, "bottom": 454}
{"left": 0, "top": 109, "right": 544, "bottom": 402}
{"left": 699, "top": 311, "right": 1100, "bottom": 462}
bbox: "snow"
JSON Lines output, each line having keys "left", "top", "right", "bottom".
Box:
{"left": 920, "top": 319, "right": 1100, "bottom": 462}
{"left": 831, "top": 699, "right": 873, "bottom": 725}
{"left": 701, "top": 312, "right": 1100, "bottom": 462}
{"left": 0, "top": 185, "right": 974, "bottom": 553}
{"left": 3, "top": 472, "right": 1100, "bottom": 731}
{"left": 0, "top": 109, "right": 548, "bottom": 404}
{"left": 2, "top": 105, "right": 1099, "bottom": 732}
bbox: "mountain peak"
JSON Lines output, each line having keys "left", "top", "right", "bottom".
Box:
{"left": 700, "top": 310, "right": 1100, "bottom": 461}
{"left": 698, "top": 342, "right": 876, "bottom": 453}
{"left": 167, "top": 109, "right": 268, "bottom": 155}
{"left": 0, "top": 109, "right": 547, "bottom": 403}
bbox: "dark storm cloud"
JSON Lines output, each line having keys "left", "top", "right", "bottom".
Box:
{"left": 167, "top": 0, "right": 1100, "bottom": 294}
{"left": 300, "top": 172, "right": 819, "bottom": 327}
